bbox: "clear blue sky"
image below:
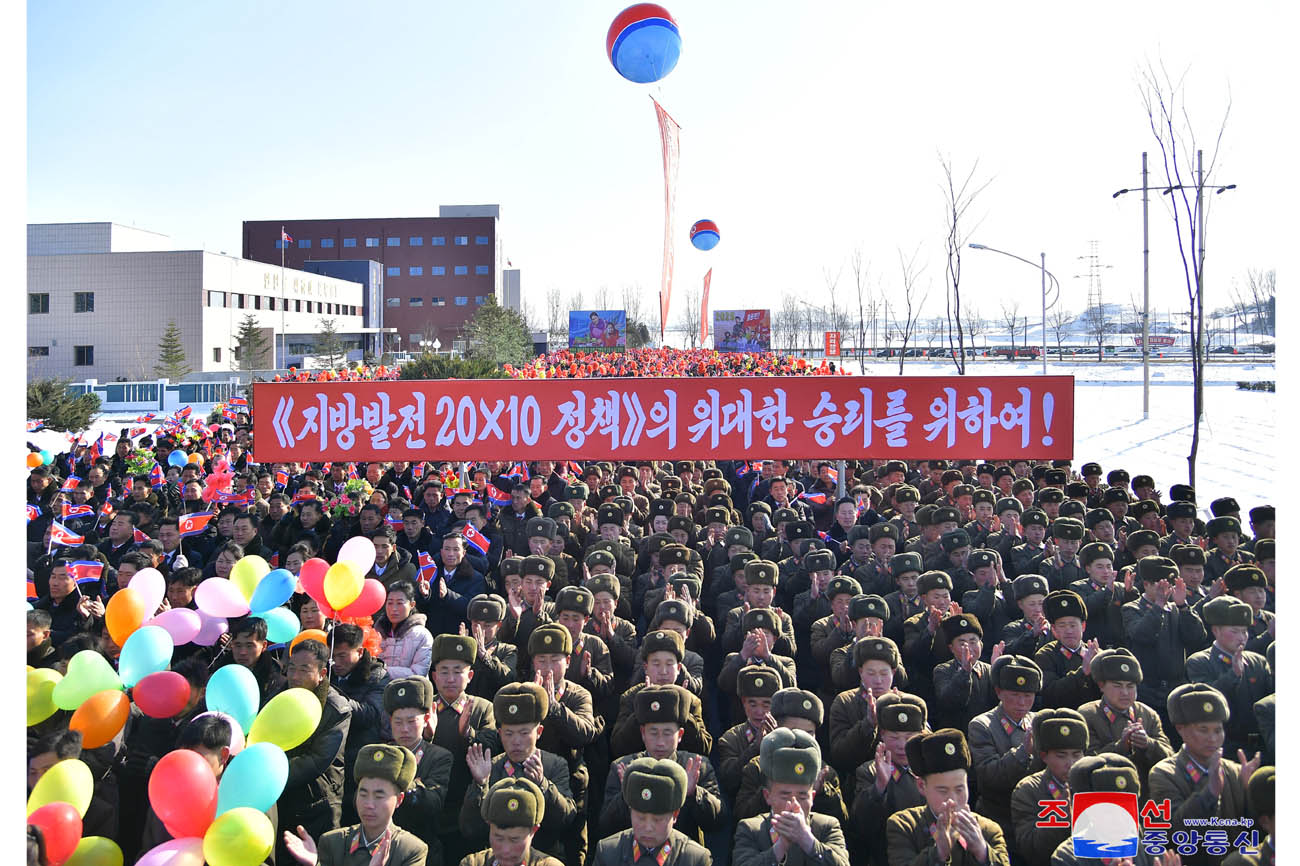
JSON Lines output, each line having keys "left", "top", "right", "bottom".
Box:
{"left": 27, "top": 1, "right": 1286, "bottom": 329}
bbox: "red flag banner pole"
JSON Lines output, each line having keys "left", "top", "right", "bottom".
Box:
{"left": 700, "top": 269, "right": 712, "bottom": 346}
{"left": 653, "top": 96, "right": 681, "bottom": 344}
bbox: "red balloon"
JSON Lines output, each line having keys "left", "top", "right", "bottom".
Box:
{"left": 148, "top": 749, "right": 217, "bottom": 839}
{"left": 299, "top": 558, "right": 332, "bottom": 609}
{"left": 133, "top": 671, "right": 192, "bottom": 719}
{"left": 28, "top": 802, "right": 82, "bottom": 866}
{"left": 338, "top": 578, "right": 386, "bottom": 617}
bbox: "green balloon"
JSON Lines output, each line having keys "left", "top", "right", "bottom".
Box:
{"left": 52, "top": 650, "right": 123, "bottom": 711}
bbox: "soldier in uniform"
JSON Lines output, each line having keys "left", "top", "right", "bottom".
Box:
{"left": 732, "top": 728, "right": 851, "bottom": 866}
{"left": 1186, "top": 597, "right": 1273, "bottom": 757}
{"left": 1000, "top": 575, "right": 1052, "bottom": 658}
{"left": 967, "top": 654, "right": 1043, "bottom": 839}
{"left": 501, "top": 554, "right": 560, "bottom": 672}
{"left": 1122, "top": 556, "right": 1207, "bottom": 722}
{"left": 382, "top": 677, "right": 454, "bottom": 864}
{"left": 594, "top": 757, "right": 714, "bottom": 866}
{"left": 719, "top": 608, "right": 798, "bottom": 719}
{"left": 712, "top": 665, "right": 780, "bottom": 801}
{"left": 282, "top": 745, "right": 429, "bottom": 866}
{"left": 807, "top": 576, "right": 861, "bottom": 703}
{"left": 1009, "top": 709, "right": 1089, "bottom": 865}
{"left": 1222, "top": 565, "right": 1275, "bottom": 655}
{"left": 1047, "top": 753, "right": 1145, "bottom": 865}
{"left": 461, "top": 683, "right": 578, "bottom": 865}
{"left": 612, "top": 629, "right": 711, "bottom": 758}
{"left": 901, "top": 570, "right": 961, "bottom": 706}
{"left": 550, "top": 585, "right": 615, "bottom": 702}
{"left": 827, "top": 594, "right": 891, "bottom": 693}
{"left": 1077, "top": 648, "right": 1173, "bottom": 796}
{"left": 1068, "top": 541, "right": 1136, "bottom": 648}
{"left": 960, "top": 549, "right": 1017, "bottom": 659}
{"left": 851, "top": 524, "right": 899, "bottom": 596}
{"left": 1008, "top": 508, "right": 1050, "bottom": 578}
{"left": 458, "top": 777, "right": 564, "bottom": 866}
{"left": 584, "top": 573, "right": 639, "bottom": 696}
{"left": 1204, "top": 516, "right": 1255, "bottom": 585}
{"left": 722, "top": 560, "right": 799, "bottom": 657}
{"left": 1149, "top": 683, "right": 1261, "bottom": 866}
{"left": 1035, "top": 590, "right": 1102, "bottom": 709}
{"left": 882, "top": 552, "right": 925, "bottom": 645}
{"left": 1223, "top": 765, "right": 1274, "bottom": 866}
{"left": 1038, "top": 517, "right": 1086, "bottom": 591}
{"left": 885, "top": 728, "right": 1011, "bottom": 866}
{"left": 851, "top": 693, "right": 927, "bottom": 866}
{"left": 735, "top": 689, "right": 848, "bottom": 824}
{"left": 887, "top": 483, "right": 921, "bottom": 543}
{"left": 465, "top": 594, "right": 518, "bottom": 700}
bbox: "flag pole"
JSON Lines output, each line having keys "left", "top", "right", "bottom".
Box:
{"left": 280, "top": 226, "right": 287, "bottom": 371}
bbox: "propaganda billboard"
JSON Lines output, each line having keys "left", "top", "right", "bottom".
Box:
{"left": 713, "top": 309, "right": 771, "bottom": 352}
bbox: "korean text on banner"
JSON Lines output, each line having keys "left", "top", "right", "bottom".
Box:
{"left": 253, "top": 377, "right": 1074, "bottom": 462}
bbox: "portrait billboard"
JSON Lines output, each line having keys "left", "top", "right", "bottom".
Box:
{"left": 713, "top": 309, "right": 771, "bottom": 352}
{"left": 569, "top": 310, "right": 627, "bottom": 350}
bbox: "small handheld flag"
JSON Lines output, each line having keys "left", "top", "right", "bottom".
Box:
{"left": 26, "top": 504, "right": 41, "bottom": 523}
{"left": 275, "top": 470, "right": 289, "bottom": 489}
{"left": 418, "top": 552, "right": 436, "bottom": 575}
{"left": 49, "top": 523, "right": 84, "bottom": 547}
{"left": 484, "top": 484, "right": 512, "bottom": 507}
{"left": 799, "top": 490, "right": 828, "bottom": 506}
{"left": 61, "top": 503, "right": 94, "bottom": 520}
{"left": 61, "top": 476, "right": 82, "bottom": 493}
{"left": 461, "top": 523, "right": 490, "bottom": 556}
{"left": 177, "top": 511, "right": 215, "bottom": 538}
{"left": 150, "top": 464, "right": 166, "bottom": 489}
{"left": 133, "top": 528, "right": 150, "bottom": 544}
{"left": 68, "top": 560, "right": 104, "bottom": 584}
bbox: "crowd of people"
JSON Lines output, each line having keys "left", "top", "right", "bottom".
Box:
{"left": 25, "top": 411, "right": 1276, "bottom": 865}
{"left": 505, "top": 347, "right": 848, "bottom": 379}
{"left": 271, "top": 365, "right": 402, "bottom": 384}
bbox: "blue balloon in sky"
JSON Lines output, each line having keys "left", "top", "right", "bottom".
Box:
{"left": 607, "top": 4, "right": 681, "bottom": 84}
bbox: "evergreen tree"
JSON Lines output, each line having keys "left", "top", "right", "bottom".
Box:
{"left": 464, "top": 297, "right": 532, "bottom": 368}
{"left": 315, "top": 318, "right": 347, "bottom": 369}
{"left": 27, "top": 378, "right": 101, "bottom": 432}
{"left": 231, "top": 314, "right": 271, "bottom": 371}
{"left": 154, "top": 320, "right": 191, "bottom": 380}
{"left": 398, "top": 355, "right": 507, "bottom": 380}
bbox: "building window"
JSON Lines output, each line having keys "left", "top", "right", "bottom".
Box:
{"left": 74, "top": 345, "right": 94, "bottom": 366}
{"left": 475, "top": 235, "right": 489, "bottom": 245}
{"left": 387, "top": 237, "right": 400, "bottom": 247}
{"left": 73, "top": 292, "right": 95, "bottom": 313}
{"left": 387, "top": 266, "right": 401, "bottom": 276}
{"left": 366, "top": 237, "right": 379, "bottom": 248}
{"left": 28, "top": 346, "right": 49, "bottom": 357}
{"left": 213, "top": 347, "right": 221, "bottom": 362}
{"left": 267, "top": 297, "right": 278, "bottom": 311}
{"left": 294, "top": 300, "right": 302, "bottom": 312}
{"left": 29, "top": 293, "right": 49, "bottom": 314}
{"left": 475, "top": 265, "right": 490, "bottom": 275}
{"left": 409, "top": 236, "right": 423, "bottom": 246}
{"left": 475, "top": 296, "right": 487, "bottom": 305}
{"left": 432, "top": 296, "right": 445, "bottom": 306}
{"left": 431, "top": 266, "right": 446, "bottom": 275}
{"left": 208, "top": 291, "right": 225, "bottom": 308}
{"left": 275, "top": 239, "right": 287, "bottom": 249}
{"left": 454, "top": 235, "right": 468, "bottom": 246}
{"left": 386, "top": 298, "right": 400, "bottom": 307}
{"left": 253, "top": 295, "right": 262, "bottom": 310}
{"left": 409, "top": 266, "right": 423, "bottom": 276}
{"left": 431, "top": 236, "right": 446, "bottom": 246}
{"left": 343, "top": 238, "right": 357, "bottom": 248}
{"left": 298, "top": 239, "right": 311, "bottom": 249}
{"left": 454, "top": 266, "right": 468, "bottom": 276}
{"left": 409, "top": 298, "right": 423, "bottom": 307}
{"left": 321, "top": 238, "right": 334, "bottom": 248}
{"left": 234, "top": 293, "right": 245, "bottom": 309}
{"left": 455, "top": 296, "right": 469, "bottom": 306}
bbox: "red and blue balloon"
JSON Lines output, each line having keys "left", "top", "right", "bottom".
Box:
{"left": 607, "top": 4, "right": 681, "bottom": 84}
{"left": 690, "top": 219, "right": 720, "bottom": 251}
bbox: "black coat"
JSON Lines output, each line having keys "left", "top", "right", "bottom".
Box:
{"left": 33, "top": 592, "right": 98, "bottom": 647}
{"left": 329, "top": 650, "right": 392, "bottom": 773}
{"left": 278, "top": 681, "right": 352, "bottom": 837}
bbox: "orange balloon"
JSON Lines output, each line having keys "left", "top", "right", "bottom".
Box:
{"left": 69, "top": 689, "right": 130, "bottom": 748}
{"left": 26, "top": 452, "right": 42, "bottom": 468}
{"left": 105, "top": 586, "right": 149, "bottom": 647}
{"left": 187, "top": 452, "right": 204, "bottom": 466}
{"left": 289, "top": 629, "right": 328, "bottom": 652}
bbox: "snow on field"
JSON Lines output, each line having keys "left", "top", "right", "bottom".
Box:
{"left": 28, "top": 361, "right": 1276, "bottom": 519}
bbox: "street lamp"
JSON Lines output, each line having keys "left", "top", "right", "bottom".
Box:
{"left": 967, "top": 243, "right": 1060, "bottom": 375}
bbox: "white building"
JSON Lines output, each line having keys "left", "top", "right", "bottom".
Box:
{"left": 27, "top": 222, "right": 381, "bottom": 381}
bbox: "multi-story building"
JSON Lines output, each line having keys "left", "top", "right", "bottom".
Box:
{"left": 242, "top": 205, "right": 510, "bottom": 352}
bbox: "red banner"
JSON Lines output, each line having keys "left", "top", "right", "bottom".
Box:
{"left": 700, "top": 269, "right": 712, "bottom": 345}
{"left": 654, "top": 97, "right": 680, "bottom": 342}
{"left": 824, "top": 331, "right": 841, "bottom": 357}
{"left": 253, "top": 376, "right": 1073, "bottom": 462}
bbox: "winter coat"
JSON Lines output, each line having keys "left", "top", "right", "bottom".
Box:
{"left": 418, "top": 560, "right": 486, "bottom": 637}
{"left": 375, "top": 612, "right": 434, "bottom": 678}
{"left": 395, "top": 525, "right": 436, "bottom": 560}
{"left": 368, "top": 546, "right": 417, "bottom": 588}
{"left": 272, "top": 512, "right": 333, "bottom": 561}
{"left": 33, "top": 592, "right": 99, "bottom": 647}
{"left": 278, "top": 680, "right": 352, "bottom": 840}
{"left": 330, "top": 650, "right": 392, "bottom": 771}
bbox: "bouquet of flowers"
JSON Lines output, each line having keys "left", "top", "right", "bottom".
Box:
{"left": 125, "top": 449, "right": 157, "bottom": 477}
{"left": 325, "top": 479, "right": 372, "bottom": 521}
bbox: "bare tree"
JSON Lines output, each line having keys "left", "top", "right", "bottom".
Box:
{"left": 569, "top": 289, "right": 585, "bottom": 315}
{"left": 1047, "top": 307, "right": 1074, "bottom": 358}
{"left": 592, "top": 284, "right": 612, "bottom": 311}
{"left": 965, "top": 305, "right": 985, "bottom": 355}
{"left": 1139, "top": 59, "right": 1231, "bottom": 487}
{"left": 1080, "top": 302, "right": 1108, "bottom": 360}
{"left": 895, "top": 246, "right": 929, "bottom": 373}
{"left": 677, "top": 285, "right": 701, "bottom": 348}
{"left": 940, "top": 155, "right": 992, "bottom": 374}
{"left": 850, "top": 248, "right": 872, "bottom": 369}
{"left": 1000, "top": 300, "right": 1021, "bottom": 353}
{"left": 776, "top": 292, "right": 802, "bottom": 353}
{"left": 1236, "top": 268, "right": 1275, "bottom": 336}
{"left": 545, "top": 286, "right": 566, "bottom": 343}
{"left": 621, "top": 283, "right": 646, "bottom": 330}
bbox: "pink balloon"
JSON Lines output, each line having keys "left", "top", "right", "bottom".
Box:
{"left": 337, "top": 536, "right": 376, "bottom": 576}
{"left": 131, "top": 568, "right": 167, "bottom": 613}
{"left": 195, "top": 578, "right": 250, "bottom": 618}
{"left": 135, "top": 837, "right": 206, "bottom": 866}
{"left": 192, "top": 610, "right": 229, "bottom": 647}
{"left": 192, "top": 711, "right": 244, "bottom": 755}
{"left": 149, "top": 608, "right": 202, "bottom": 645}
{"left": 338, "top": 578, "right": 386, "bottom": 617}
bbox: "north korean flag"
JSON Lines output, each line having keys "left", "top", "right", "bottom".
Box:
{"left": 26, "top": 504, "right": 41, "bottom": 523}
{"left": 150, "top": 464, "right": 166, "bottom": 489}
{"left": 62, "top": 503, "right": 94, "bottom": 520}
{"left": 461, "top": 523, "right": 490, "bottom": 556}
{"left": 49, "top": 522, "right": 84, "bottom": 547}
{"left": 177, "top": 511, "right": 215, "bottom": 538}
{"left": 418, "top": 552, "right": 436, "bottom": 575}
{"left": 68, "top": 560, "right": 104, "bottom": 584}
{"left": 275, "top": 470, "right": 289, "bottom": 489}
{"left": 484, "top": 484, "right": 512, "bottom": 507}
{"left": 61, "top": 476, "right": 82, "bottom": 493}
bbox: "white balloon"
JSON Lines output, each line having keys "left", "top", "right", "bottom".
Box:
{"left": 130, "top": 568, "right": 167, "bottom": 614}
{"left": 337, "top": 535, "right": 377, "bottom": 576}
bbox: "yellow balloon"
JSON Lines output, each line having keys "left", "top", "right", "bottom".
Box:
{"left": 65, "top": 836, "right": 124, "bottom": 866}
{"left": 247, "top": 687, "right": 323, "bottom": 751}
{"left": 323, "top": 560, "right": 363, "bottom": 610}
{"left": 229, "top": 555, "right": 271, "bottom": 601}
{"left": 27, "top": 667, "right": 62, "bottom": 726}
{"left": 27, "top": 758, "right": 93, "bottom": 817}
{"left": 202, "top": 807, "right": 273, "bottom": 866}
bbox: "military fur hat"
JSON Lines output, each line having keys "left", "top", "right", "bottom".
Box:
{"left": 952, "top": 484, "right": 975, "bottom": 500}
{"left": 1079, "top": 542, "right": 1115, "bottom": 568}
{"left": 940, "top": 529, "right": 972, "bottom": 553}
{"left": 786, "top": 521, "right": 816, "bottom": 541}
{"left": 1039, "top": 487, "right": 1066, "bottom": 505}
{"left": 890, "top": 483, "right": 917, "bottom": 505}
{"left": 597, "top": 504, "right": 624, "bottom": 527}
{"left": 917, "top": 571, "right": 954, "bottom": 595}
{"left": 1165, "top": 501, "right": 1197, "bottom": 521}
{"left": 890, "top": 552, "right": 924, "bottom": 576}
{"left": 914, "top": 505, "right": 936, "bottom": 528}
{"left": 528, "top": 623, "right": 573, "bottom": 657}
{"left": 1136, "top": 556, "right": 1178, "bottom": 585}
{"left": 996, "top": 497, "right": 1023, "bottom": 516}
{"left": 383, "top": 676, "right": 434, "bottom": 715}
{"left": 1209, "top": 497, "right": 1239, "bottom": 517}
{"left": 1167, "top": 682, "right": 1229, "bottom": 725}
{"left": 1206, "top": 516, "right": 1241, "bottom": 539}
{"left": 932, "top": 506, "right": 960, "bottom": 526}
{"left": 585, "top": 549, "right": 618, "bottom": 572}
{"left": 1013, "top": 479, "right": 1037, "bottom": 496}
{"left": 468, "top": 593, "right": 506, "bottom": 623}
{"left": 431, "top": 634, "right": 478, "bottom": 666}
{"left": 941, "top": 469, "right": 964, "bottom": 485}
{"left": 772, "top": 508, "right": 798, "bottom": 526}
{"left": 992, "top": 654, "right": 1043, "bottom": 693}
{"left": 623, "top": 757, "right": 689, "bottom": 814}
{"left": 520, "top": 555, "right": 555, "bottom": 581}
{"left": 1200, "top": 596, "right": 1253, "bottom": 628}
{"left": 1255, "top": 539, "right": 1274, "bottom": 562}
{"left": 940, "top": 613, "right": 982, "bottom": 644}
{"left": 613, "top": 495, "right": 636, "bottom": 516}
{"left": 1079, "top": 462, "right": 1102, "bottom": 477}
{"left": 1169, "top": 544, "right": 1206, "bottom": 567}
{"left": 673, "top": 460, "right": 695, "bottom": 474}
{"left": 1051, "top": 518, "right": 1086, "bottom": 541}
{"left": 1091, "top": 648, "right": 1142, "bottom": 684}
{"left": 737, "top": 664, "right": 781, "bottom": 698}
{"left": 667, "top": 515, "right": 696, "bottom": 535}
{"left": 973, "top": 488, "right": 996, "bottom": 506}
{"left": 634, "top": 684, "right": 689, "bottom": 726}
{"left": 745, "top": 559, "right": 780, "bottom": 587}
{"left": 704, "top": 506, "right": 729, "bottom": 526}
{"left": 853, "top": 636, "right": 900, "bottom": 670}
{"left": 585, "top": 575, "right": 622, "bottom": 603}
{"left": 652, "top": 599, "right": 694, "bottom": 630}
{"left": 641, "top": 628, "right": 685, "bottom": 662}
{"left": 482, "top": 777, "right": 545, "bottom": 827}
{"left": 659, "top": 544, "right": 690, "bottom": 567}
{"left": 846, "top": 525, "right": 871, "bottom": 546}
{"left": 1069, "top": 753, "right": 1141, "bottom": 795}
{"left": 1249, "top": 505, "right": 1274, "bottom": 524}
{"left": 1021, "top": 508, "right": 1049, "bottom": 529}
{"left": 494, "top": 682, "right": 549, "bottom": 726}
{"left": 968, "top": 550, "right": 998, "bottom": 572}
{"left": 1058, "top": 501, "right": 1086, "bottom": 520}
{"left": 1084, "top": 508, "right": 1114, "bottom": 530}
{"left": 525, "top": 516, "right": 558, "bottom": 540}
{"left": 1033, "top": 708, "right": 1089, "bottom": 752}
{"left": 1065, "top": 482, "right": 1090, "bottom": 499}
{"left": 643, "top": 533, "right": 674, "bottom": 555}
{"left": 554, "top": 585, "right": 594, "bottom": 617}
{"left": 1012, "top": 574, "right": 1049, "bottom": 600}
{"left": 1045, "top": 468, "right": 1068, "bottom": 486}
{"left": 868, "top": 523, "right": 899, "bottom": 544}
{"left": 648, "top": 498, "right": 675, "bottom": 519}
{"left": 803, "top": 549, "right": 836, "bottom": 573}
{"left": 669, "top": 573, "right": 702, "bottom": 600}
{"left": 1125, "top": 530, "right": 1160, "bottom": 554}
{"left": 905, "top": 728, "right": 971, "bottom": 777}
{"left": 565, "top": 483, "right": 589, "bottom": 500}
{"left": 771, "top": 688, "right": 823, "bottom": 726}
{"left": 1247, "top": 765, "right": 1275, "bottom": 818}
{"left": 1224, "top": 564, "right": 1268, "bottom": 593}
{"left": 748, "top": 501, "right": 772, "bottom": 517}
{"left": 724, "top": 527, "right": 754, "bottom": 549}
{"left": 759, "top": 727, "right": 821, "bottom": 786}
{"left": 1044, "top": 590, "right": 1086, "bottom": 622}
{"left": 1103, "top": 487, "right": 1130, "bottom": 505}
{"left": 1107, "top": 469, "right": 1131, "bottom": 486}
{"left": 730, "top": 552, "right": 759, "bottom": 574}
{"left": 547, "top": 501, "right": 576, "bottom": 520}
{"left": 500, "top": 556, "right": 524, "bottom": 577}
{"left": 1169, "top": 483, "right": 1195, "bottom": 503}
{"left": 877, "top": 693, "right": 927, "bottom": 732}
{"left": 849, "top": 594, "right": 890, "bottom": 622}
{"left": 353, "top": 744, "right": 417, "bottom": 790}
{"left": 826, "top": 576, "right": 861, "bottom": 601}
{"left": 743, "top": 607, "right": 780, "bottom": 635}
